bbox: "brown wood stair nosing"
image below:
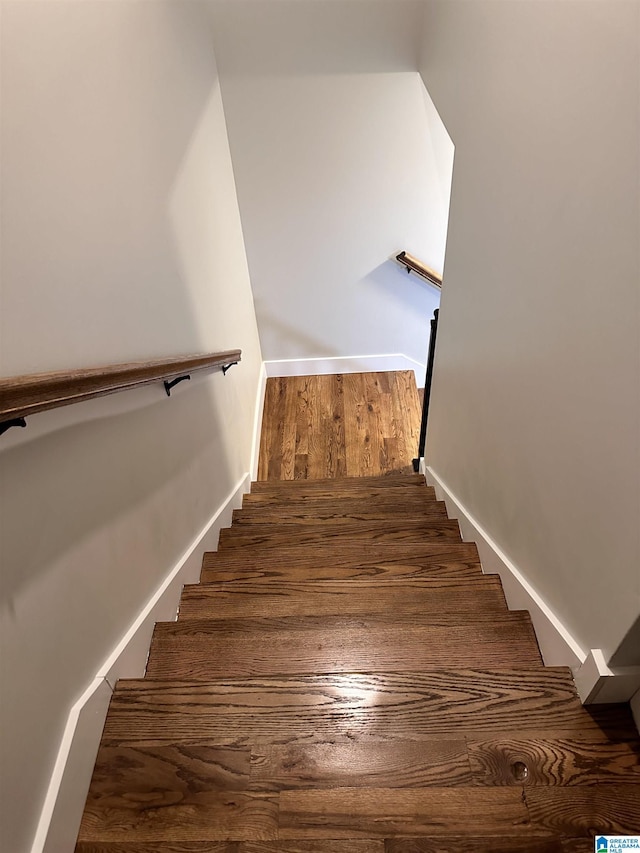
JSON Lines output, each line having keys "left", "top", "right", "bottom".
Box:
{"left": 145, "top": 611, "right": 543, "bottom": 678}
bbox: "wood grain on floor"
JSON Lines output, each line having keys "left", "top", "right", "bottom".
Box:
{"left": 257, "top": 372, "right": 421, "bottom": 480}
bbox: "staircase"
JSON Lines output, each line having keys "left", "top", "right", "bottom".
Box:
{"left": 76, "top": 472, "right": 640, "bottom": 850}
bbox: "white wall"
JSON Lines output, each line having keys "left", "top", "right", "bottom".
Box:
{"left": 419, "top": 1, "right": 640, "bottom": 666}
{"left": 0, "top": 2, "right": 262, "bottom": 850}
{"left": 208, "top": 0, "right": 453, "bottom": 368}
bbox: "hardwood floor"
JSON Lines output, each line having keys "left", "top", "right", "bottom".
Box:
{"left": 76, "top": 372, "right": 640, "bottom": 851}
{"left": 257, "top": 371, "right": 421, "bottom": 480}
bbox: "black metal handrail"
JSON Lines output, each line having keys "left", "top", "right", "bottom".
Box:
{"left": 413, "top": 308, "right": 439, "bottom": 471}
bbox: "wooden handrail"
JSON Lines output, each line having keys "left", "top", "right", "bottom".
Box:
{"left": 396, "top": 251, "right": 442, "bottom": 288}
{"left": 0, "top": 350, "right": 241, "bottom": 423}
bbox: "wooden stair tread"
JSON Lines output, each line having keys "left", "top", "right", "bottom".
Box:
{"left": 241, "top": 493, "right": 441, "bottom": 511}
{"left": 77, "top": 752, "right": 640, "bottom": 843}
{"left": 251, "top": 473, "right": 428, "bottom": 492}
{"left": 384, "top": 840, "right": 593, "bottom": 853}
{"left": 218, "top": 520, "right": 461, "bottom": 549}
{"left": 76, "top": 843, "right": 387, "bottom": 852}
{"left": 278, "top": 785, "right": 640, "bottom": 838}
{"left": 232, "top": 501, "right": 448, "bottom": 525}
{"left": 146, "top": 612, "right": 542, "bottom": 677}
{"left": 243, "top": 486, "right": 436, "bottom": 505}
{"left": 77, "top": 734, "right": 640, "bottom": 806}
{"left": 79, "top": 783, "right": 640, "bottom": 843}
{"left": 201, "top": 542, "right": 482, "bottom": 582}
{"left": 74, "top": 839, "right": 593, "bottom": 853}
{"left": 169, "top": 611, "right": 521, "bottom": 632}
{"left": 78, "top": 789, "right": 278, "bottom": 843}
{"left": 466, "top": 735, "right": 640, "bottom": 785}
{"left": 178, "top": 576, "right": 507, "bottom": 619}
{"left": 201, "top": 560, "right": 483, "bottom": 584}
{"left": 252, "top": 737, "right": 640, "bottom": 789}
{"left": 522, "top": 785, "right": 640, "bottom": 834}
{"left": 101, "top": 669, "right": 600, "bottom": 745}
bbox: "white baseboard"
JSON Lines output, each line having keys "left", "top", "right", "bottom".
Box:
{"left": 250, "top": 362, "right": 267, "bottom": 482}
{"left": 574, "top": 649, "right": 640, "bottom": 705}
{"left": 32, "top": 474, "right": 250, "bottom": 853}
{"left": 425, "top": 464, "right": 640, "bottom": 708}
{"left": 425, "top": 465, "right": 586, "bottom": 672}
{"left": 264, "top": 353, "right": 425, "bottom": 384}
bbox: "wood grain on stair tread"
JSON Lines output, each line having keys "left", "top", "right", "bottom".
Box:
{"left": 146, "top": 613, "right": 542, "bottom": 678}
{"left": 201, "top": 541, "right": 481, "bottom": 577}
{"left": 243, "top": 486, "right": 436, "bottom": 505}
{"left": 278, "top": 787, "right": 530, "bottom": 838}
{"left": 245, "top": 844, "right": 385, "bottom": 853}
{"left": 218, "top": 520, "right": 461, "bottom": 550}
{"left": 76, "top": 845, "right": 237, "bottom": 853}
{"left": 249, "top": 741, "right": 474, "bottom": 789}
{"left": 525, "top": 785, "right": 640, "bottom": 835}
{"left": 177, "top": 576, "right": 508, "bottom": 619}
{"left": 384, "top": 839, "right": 593, "bottom": 853}
{"left": 232, "top": 502, "right": 448, "bottom": 525}
{"left": 78, "top": 790, "right": 278, "bottom": 843}
{"left": 251, "top": 473, "right": 427, "bottom": 492}
{"left": 101, "top": 669, "right": 594, "bottom": 745}
{"left": 241, "top": 493, "right": 441, "bottom": 512}
{"left": 280, "top": 785, "right": 640, "bottom": 839}
{"left": 72, "top": 836, "right": 595, "bottom": 853}
{"left": 75, "top": 842, "right": 386, "bottom": 853}
{"left": 468, "top": 737, "right": 640, "bottom": 786}
{"left": 85, "top": 743, "right": 250, "bottom": 794}
{"left": 200, "top": 559, "right": 483, "bottom": 585}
